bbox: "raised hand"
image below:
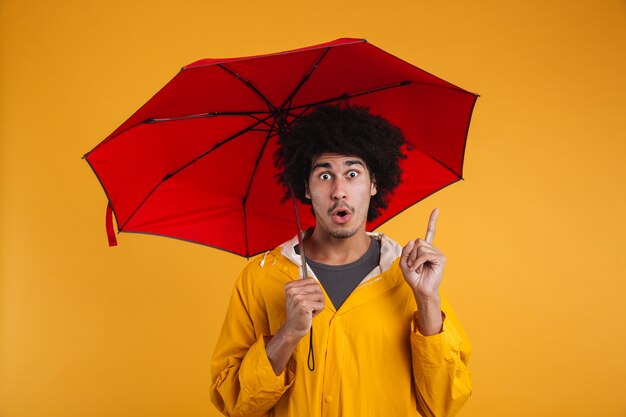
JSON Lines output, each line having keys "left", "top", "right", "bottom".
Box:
{"left": 400, "top": 208, "right": 446, "bottom": 298}
{"left": 399, "top": 209, "right": 446, "bottom": 335}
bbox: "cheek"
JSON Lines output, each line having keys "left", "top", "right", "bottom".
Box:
{"left": 358, "top": 185, "right": 374, "bottom": 206}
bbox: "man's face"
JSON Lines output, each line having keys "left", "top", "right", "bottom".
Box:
{"left": 306, "top": 153, "right": 377, "bottom": 239}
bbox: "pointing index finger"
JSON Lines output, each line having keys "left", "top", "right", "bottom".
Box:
{"left": 425, "top": 208, "right": 439, "bottom": 244}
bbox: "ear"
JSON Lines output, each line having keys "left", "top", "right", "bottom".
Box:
{"left": 305, "top": 182, "right": 311, "bottom": 199}
{"left": 370, "top": 176, "right": 377, "bottom": 196}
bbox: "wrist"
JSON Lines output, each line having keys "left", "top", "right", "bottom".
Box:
{"left": 413, "top": 294, "right": 443, "bottom": 336}
{"left": 413, "top": 292, "right": 441, "bottom": 307}
{"left": 279, "top": 323, "right": 308, "bottom": 344}
{"left": 266, "top": 325, "right": 304, "bottom": 375}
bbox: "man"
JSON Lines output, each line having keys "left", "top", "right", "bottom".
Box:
{"left": 210, "top": 105, "right": 471, "bottom": 417}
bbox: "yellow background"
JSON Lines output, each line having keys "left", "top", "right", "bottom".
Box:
{"left": 1, "top": 1, "right": 625, "bottom": 416}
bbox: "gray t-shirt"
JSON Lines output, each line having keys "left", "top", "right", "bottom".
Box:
{"left": 296, "top": 237, "right": 381, "bottom": 310}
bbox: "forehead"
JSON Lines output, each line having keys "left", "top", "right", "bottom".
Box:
{"left": 310, "top": 153, "right": 367, "bottom": 169}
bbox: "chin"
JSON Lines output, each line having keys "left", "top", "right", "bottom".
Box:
{"left": 328, "top": 227, "right": 360, "bottom": 239}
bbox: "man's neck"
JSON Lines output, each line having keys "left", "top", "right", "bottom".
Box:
{"left": 303, "top": 228, "right": 372, "bottom": 266}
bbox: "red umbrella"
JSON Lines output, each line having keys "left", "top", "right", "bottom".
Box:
{"left": 84, "top": 38, "right": 478, "bottom": 257}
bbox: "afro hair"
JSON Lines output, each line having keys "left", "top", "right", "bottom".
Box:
{"left": 274, "top": 105, "right": 407, "bottom": 222}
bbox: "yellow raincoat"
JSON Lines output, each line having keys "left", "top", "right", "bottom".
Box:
{"left": 210, "top": 234, "right": 471, "bottom": 417}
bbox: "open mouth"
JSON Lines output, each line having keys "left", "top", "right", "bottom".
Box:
{"left": 331, "top": 206, "right": 353, "bottom": 224}
{"left": 336, "top": 210, "right": 349, "bottom": 218}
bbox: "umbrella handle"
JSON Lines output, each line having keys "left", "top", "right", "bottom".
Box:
{"left": 308, "top": 328, "right": 315, "bottom": 371}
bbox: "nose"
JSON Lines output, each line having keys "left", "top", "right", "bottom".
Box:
{"left": 331, "top": 177, "right": 347, "bottom": 200}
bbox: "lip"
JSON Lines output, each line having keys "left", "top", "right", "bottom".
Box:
{"left": 330, "top": 207, "right": 353, "bottom": 224}
{"left": 331, "top": 212, "right": 352, "bottom": 224}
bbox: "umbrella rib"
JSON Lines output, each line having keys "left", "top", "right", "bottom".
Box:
{"left": 242, "top": 118, "right": 278, "bottom": 257}
{"left": 119, "top": 115, "right": 272, "bottom": 231}
{"left": 273, "top": 81, "right": 413, "bottom": 131}
{"left": 218, "top": 64, "right": 277, "bottom": 113}
{"left": 243, "top": 120, "right": 277, "bottom": 206}
{"left": 147, "top": 111, "right": 277, "bottom": 130}
{"left": 288, "top": 80, "right": 475, "bottom": 113}
{"left": 291, "top": 80, "right": 412, "bottom": 112}
{"left": 282, "top": 106, "right": 315, "bottom": 129}
{"left": 247, "top": 113, "right": 277, "bottom": 129}
{"left": 146, "top": 111, "right": 277, "bottom": 131}
{"left": 162, "top": 114, "right": 274, "bottom": 179}
{"left": 279, "top": 47, "right": 331, "bottom": 112}
{"left": 83, "top": 112, "right": 271, "bottom": 159}
{"left": 146, "top": 111, "right": 271, "bottom": 123}
{"left": 422, "top": 152, "right": 462, "bottom": 179}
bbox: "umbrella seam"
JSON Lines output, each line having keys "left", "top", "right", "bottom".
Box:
{"left": 118, "top": 116, "right": 271, "bottom": 231}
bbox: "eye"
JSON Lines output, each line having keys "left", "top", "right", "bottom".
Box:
{"left": 347, "top": 170, "right": 359, "bottom": 178}
{"left": 319, "top": 173, "right": 332, "bottom": 181}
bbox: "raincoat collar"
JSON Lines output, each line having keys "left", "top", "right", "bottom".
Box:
{"left": 278, "top": 230, "right": 402, "bottom": 281}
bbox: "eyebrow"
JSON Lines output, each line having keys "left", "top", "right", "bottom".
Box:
{"left": 311, "top": 160, "right": 366, "bottom": 170}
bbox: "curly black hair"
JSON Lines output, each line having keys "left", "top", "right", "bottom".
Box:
{"left": 274, "top": 105, "right": 407, "bottom": 222}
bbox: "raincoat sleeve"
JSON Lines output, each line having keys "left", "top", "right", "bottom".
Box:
{"left": 210, "top": 263, "right": 295, "bottom": 417}
{"left": 410, "top": 296, "right": 472, "bottom": 417}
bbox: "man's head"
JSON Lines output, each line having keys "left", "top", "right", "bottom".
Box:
{"left": 275, "top": 105, "right": 407, "bottom": 225}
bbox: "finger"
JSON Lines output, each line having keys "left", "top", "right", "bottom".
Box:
{"left": 400, "top": 240, "right": 415, "bottom": 267}
{"left": 311, "top": 300, "right": 326, "bottom": 317}
{"left": 286, "top": 284, "right": 323, "bottom": 297}
{"left": 312, "top": 308, "right": 325, "bottom": 318}
{"left": 287, "top": 280, "right": 322, "bottom": 290}
{"left": 409, "top": 240, "right": 420, "bottom": 266}
{"left": 285, "top": 277, "right": 310, "bottom": 287}
{"left": 410, "top": 254, "right": 431, "bottom": 273}
{"left": 409, "top": 238, "right": 442, "bottom": 269}
{"left": 410, "top": 252, "right": 445, "bottom": 272}
{"left": 296, "top": 299, "right": 325, "bottom": 315}
{"left": 293, "top": 294, "right": 325, "bottom": 307}
{"left": 290, "top": 290, "right": 325, "bottom": 302}
{"left": 285, "top": 278, "right": 319, "bottom": 290}
{"left": 425, "top": 208, "right": 439, "bottom": 244}
{"left": 411, "top": 240, "right": 440, "bottom": 256}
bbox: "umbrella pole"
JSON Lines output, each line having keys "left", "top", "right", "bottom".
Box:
{"left": 291, "top": 193, "right": 309, "bottom": 280}
{"left": 291, "top": 191, "right": 315, "bottom": 371}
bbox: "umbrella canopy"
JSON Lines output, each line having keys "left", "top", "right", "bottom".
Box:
{"left": 84, "top": 38, "right": 478, "bottom": 257}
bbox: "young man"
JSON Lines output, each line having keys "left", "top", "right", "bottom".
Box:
{"left": 210, "top": 105, "right": 472, "bottom": 417}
